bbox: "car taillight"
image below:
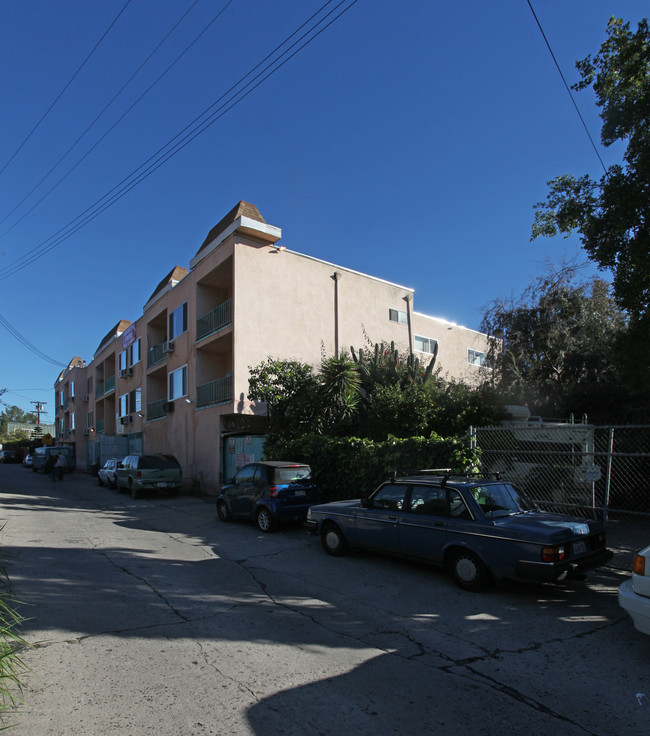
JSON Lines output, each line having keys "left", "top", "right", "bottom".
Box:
{"left": 542, "top": 545, "right": 566, "bottom": 563}
{"left": 136, "top": 470, "right": 141, "bottom": 478}
{"left": 633, "top": 554, "right": 646, "bottom": 576}
{"left": 268, "top": 485, "right": 278, "bottom": 497}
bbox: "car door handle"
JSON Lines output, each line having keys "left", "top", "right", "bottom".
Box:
{"left": 388, "top": 515, "right": 397, "bottom": 521}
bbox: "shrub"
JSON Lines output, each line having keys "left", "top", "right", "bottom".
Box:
{"left": 264, "top": 432, "right": 479, "bottom": 501}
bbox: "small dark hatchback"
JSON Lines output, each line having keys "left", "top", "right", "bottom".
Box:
{"left": 305, "top": 470, "right": 613, "bottom": 591}
{"left": 217, "top": 461, "right": 320, "bottom": 532}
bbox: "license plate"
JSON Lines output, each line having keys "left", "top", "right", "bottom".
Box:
{"left": 572, "top": 540, "right": 587, "bottom": 555}
{"left": 157, "top": 482, "right": 168, "bottom": 488}
{"left": 294, "top": 490, "right": 306, "bottom": 497}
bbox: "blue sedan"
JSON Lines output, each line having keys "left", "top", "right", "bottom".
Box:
{"left": 305, "top": 471, "right": 613, "bottom": 591}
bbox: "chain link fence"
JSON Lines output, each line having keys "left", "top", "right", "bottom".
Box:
{"left": 472, "top": 423, "right": 650, "bottom": 519}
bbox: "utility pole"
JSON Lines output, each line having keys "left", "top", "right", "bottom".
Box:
{"left": 31, "top": 401, "right": 46, "bottom": 425}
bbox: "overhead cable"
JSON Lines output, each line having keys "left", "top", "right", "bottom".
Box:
{"left": 0, "top": 0, "right": 133, "bottom": 177}
{"left": 526, "top": 0, "right": 607, "bottom": 174}
{"left": 0, "top": 0, "right": 360, "bottom": 281}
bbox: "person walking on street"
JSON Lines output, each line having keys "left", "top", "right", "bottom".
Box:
{"left": 45, "top": 452, "right": 56, "bottom": 480}
{"left": 54, "top": 453, "right": 66, "bottom": 481}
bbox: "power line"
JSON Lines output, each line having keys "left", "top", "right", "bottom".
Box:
{"left": 0, "top": 0, "right": 214, "bottom": 231}
{"left": 526, "top": 0, "right": 607, "bottom": 175}
{"left": 0, "top": 313, "right": 67, "bottom": 367}
{"left": 0, "top": 0, "right": 361, "bottom": 282}
{"left": 0, "top": 0, "right": 133, "bottom": 177}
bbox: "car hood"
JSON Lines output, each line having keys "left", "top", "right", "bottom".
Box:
{"left": 493, "top": 512, "right": 603, "bottom": 541}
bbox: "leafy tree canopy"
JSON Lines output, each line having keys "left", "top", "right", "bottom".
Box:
{"left": 481, "top": 263, "right": 628, "bottom": 421}
{"left": 532, "top": 17, "right": 650, "bottom": 324}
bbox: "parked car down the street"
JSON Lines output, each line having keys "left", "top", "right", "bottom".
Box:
{"left": 116, "top": 454, "right": 183, "bottom": 499}
{"left": 22, "top": 453, "right": 33, "bottom": 468}
{"left": 97, "top": 458, "right": 122, "bottom": 489}
{"left": 32, "top": 446, "right": 74, "bottom": 473}
{"left": 618, "top": 543, "right": 650, "bottom": 635}
{"left": 0, "top": 450, "right": 18, "bottom": 463}
{"left": 305, "top": 470, "right": 613, "bottom": 591}
{"left": 217, "top": 461, "right": 320, "bottom": 532}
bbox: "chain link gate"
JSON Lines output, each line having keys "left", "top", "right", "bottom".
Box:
{"left": 472, "top": 424, "right": 650, "bottom": 518}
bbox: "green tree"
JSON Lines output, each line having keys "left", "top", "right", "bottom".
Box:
{"left": 532, "top": 17, "right": 650, "bottom": 324}
{"left": 481, "top": 265, "right": 628, "bottom": 421}
{"left": 247, "top": 359, "right": 319, "bottom": 440}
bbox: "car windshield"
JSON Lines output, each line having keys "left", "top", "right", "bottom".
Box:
{"left": 276, "top": 467, "right": 311, "bottom": 482}
{"left": 139, "top": 456, "right": 179, "bottom": 470}
{"left": 470, "top": 483, "right": 534, "bottom": 518}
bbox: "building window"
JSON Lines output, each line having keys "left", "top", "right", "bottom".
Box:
{"left": 118, "top": 394, "right": 129, "bottom": 417}
{"left": 169, "top": 303, "right": 188, "bottom": 340}
{"left": 414, "top": 335, "right": 438, "bottom": 354}
{"left": 130, "top": 338, "right": 142, "bottom": 365}
{"left": 70, "top": 381, "right": 75, "bottom": 398}
{"left": 118, "top": 350, "right": 128, "bottom": 372}
{"left": 70, "top": 413, "right": 75, "bottom": 430}
{"left": 389, "top": 309, "right": 407, "bottom": 325}
{"left": 130, "top": 388, "right": 142, "bottom": 413}
{"left": 168, "top": 366, "right": 187, "bottom": 400}
{"left": 87, "top": 411, "right": 94, "bottom": 429}
{"left": 87, "top": 377, "right": 93, "bottom": 394}
{"left": 468, "top": 349, "right": 486, "bottom": 367}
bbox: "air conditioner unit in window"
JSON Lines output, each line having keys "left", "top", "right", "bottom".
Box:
{"left": 82, "top": 395, "right": 89, "bottom": 402}
{"left": 163, "top": 342, "right": 175, "bottom": 354}
{"left": 120, "top": 415, "right": 133, "bottom": 425}
{"left": 163, "top": 401, "right": 175, "bottom": 413}
{"left": 83, "top": 429, "right": 90, "bottom": 435}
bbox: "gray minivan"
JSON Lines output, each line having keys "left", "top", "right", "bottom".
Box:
{"left": 32, "top": 446, "right": 74, "bottom": 473}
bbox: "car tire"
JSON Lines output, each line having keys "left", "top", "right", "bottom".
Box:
{"left": 216, "top": 500, "right": 231, "bottom": 522}
{"left": 447, "top": 549, "right": 490, "bottom": 592}
{"left": 321, "top": 523, "right": 349, "bottom": 556}
{"left": 256, "top": 507, "right": 275, "bottom": 533}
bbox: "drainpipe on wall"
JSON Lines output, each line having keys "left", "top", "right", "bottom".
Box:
{"left": 404, "top": 293, "right": 414, "bottom": 355}
{"left": 333, "top": 272, "right": 341, "bottom": 358}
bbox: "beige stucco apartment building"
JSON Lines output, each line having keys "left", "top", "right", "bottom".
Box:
{"left": 54, "top": 202, "right": 490, "bottom": 491}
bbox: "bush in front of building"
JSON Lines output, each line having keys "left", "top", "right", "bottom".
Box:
{"left": 263, "top": 432, "right": 480, "bottom": 502}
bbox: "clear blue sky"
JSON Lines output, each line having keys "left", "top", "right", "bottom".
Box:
{"left": 0, "top": 0, "right": 647, "bottom": 422}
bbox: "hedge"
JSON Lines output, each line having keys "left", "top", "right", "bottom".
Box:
{"left": 263, "top": 432, "right": 479, "bottom": 501}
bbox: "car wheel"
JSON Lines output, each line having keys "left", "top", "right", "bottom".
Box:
{"left": 216, "top": 500, "right": 231, "bottom": 522}
{"left": 256, "top": 507, "right": 275, "bottom": 533}
{"left": 321, "top": 523, "right": 349, "bottom": 556}
{"left": 129, "top": 478, "right": 139, "bottom": 500}
{"left": 447, "top": 549, "right": 490, "bottom": 592}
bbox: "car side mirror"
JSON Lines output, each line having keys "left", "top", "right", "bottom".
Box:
{"left": 360, "top": 497, "right": 373, "bottom": 508}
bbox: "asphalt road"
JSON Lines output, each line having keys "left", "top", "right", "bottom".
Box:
{"left": 0, "top": 463, "right": 648, "bottom": 735}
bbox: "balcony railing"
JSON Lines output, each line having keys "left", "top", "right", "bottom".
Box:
{"left": 104, "top": 375, "right": 115, "bottom": 394}
{"left": 147, "top": 399, "right": 167, "bottom": 420}
{"left": 148, "top": 342, "right": 167, "bottom": 369}
{"left": 197, "top": 375, "right": 232, "bottom": 408}
{"left": 95, "top": 380, "right": 104, "bottom": 398}
{"left": 96, "top": 419, "right": 105, "bottom": 435}
{"left": 196, "top": 299, "right": 232, "bottom": 341}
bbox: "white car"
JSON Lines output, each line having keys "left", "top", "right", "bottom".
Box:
{"left": 618, "top": 544, "right": 650, "bottom": 635}
{"left": 97, "top": 458, "right": 122, "bottom": 489}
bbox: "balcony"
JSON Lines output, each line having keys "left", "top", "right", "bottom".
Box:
{"left": 148, "top": 342, "right": 168, "bottom": 369}
{"left": 147, "top": 399, "right": 167, "bottom": 420}
{"left": 196, "top": 299, "right": 232, "bottom": 342}
{"left": 197, "top": 375, "right": 232, "bottom": 408}
{"left": 96, "top": 419, "right": 105, "bottom": 435}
